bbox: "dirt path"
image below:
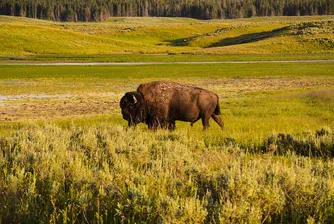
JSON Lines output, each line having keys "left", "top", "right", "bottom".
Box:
{"left": 1, "top": 60, "right": 334, "bottom": 66}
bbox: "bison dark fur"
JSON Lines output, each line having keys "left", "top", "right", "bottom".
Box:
{"left": 119, "top": 91, "right": 146, "bottom": 127}
{"left": 120, "top": 81, "right": 224, "bottom": 131}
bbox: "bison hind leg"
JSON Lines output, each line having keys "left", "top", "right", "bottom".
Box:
{"left": 201, "top": 115, "right": 211, "bottom": 131}
{"left": 212, "top": 114, "right": 224, "bottom": 131}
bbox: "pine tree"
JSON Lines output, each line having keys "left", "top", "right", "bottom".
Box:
{"left": 0, "top": 0, "right": 333, "bottom": 22}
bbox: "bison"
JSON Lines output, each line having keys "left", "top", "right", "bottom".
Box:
{"left": 120, "top": 81, "right": 224, "bottom": 131}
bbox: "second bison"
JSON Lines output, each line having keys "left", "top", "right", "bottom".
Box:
{"left": 120, "top": 81, "right": 224, "bottom": 131}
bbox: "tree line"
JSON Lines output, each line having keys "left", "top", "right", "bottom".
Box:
{"left": 0, "top": 0, "right": 333, "bottom": 22}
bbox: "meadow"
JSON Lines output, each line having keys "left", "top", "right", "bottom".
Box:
{"left": 0, "top": 61, "right": 333, "bottom": 223}
{"left": 0, "top": 15, "right": 333, "bottom": 59}
{"left": 0, "top": 15, "right": 334, "bottom": 223}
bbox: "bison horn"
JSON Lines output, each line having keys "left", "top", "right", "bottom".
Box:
{"left": 132, "top": 95, "right": 137, "bottom": 104}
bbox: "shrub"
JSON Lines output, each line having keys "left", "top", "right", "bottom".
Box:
{"left": 0, "top": 125, "right": 333, "bottom": 223}
{"left": 263, "top": 127, "right": 334, "bottom": 157}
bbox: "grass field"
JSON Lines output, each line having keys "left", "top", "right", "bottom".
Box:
{"left": 0, "top": 62, "right": 333, "bottom": 223}
{"left": 0, "top": 15, "right": 333, "bottom": 60}
{"left": 0, "top": 15, "right": 334, "bottom": 223}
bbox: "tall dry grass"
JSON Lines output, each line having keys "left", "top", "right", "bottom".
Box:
{"left": 0, "top": 124, "right": 333, "bottom": 223}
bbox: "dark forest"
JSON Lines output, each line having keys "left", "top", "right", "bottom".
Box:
{"left": 1, "top": 0, "right": 333, "bottom": 21}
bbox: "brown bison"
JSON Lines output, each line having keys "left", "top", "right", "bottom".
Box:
{"left": 120, "top": 81, "right": 224, "bottom": 131}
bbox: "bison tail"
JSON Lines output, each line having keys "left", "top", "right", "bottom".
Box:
{"left": 214, "top": 102, "right": 221, "bottom": 115}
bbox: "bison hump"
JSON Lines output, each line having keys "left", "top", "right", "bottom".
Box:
{"left": 137, "top": 81, "right": 194, "bottom": 102}
{"left": 137, "top": 81, "right": 194, "bottom": 118}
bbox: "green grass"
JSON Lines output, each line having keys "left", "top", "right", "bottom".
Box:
{"left": 0, "top": 15, "right": 333, "bottom": 58}
{"left": 1, "top": 62, "right": 333, "bottom": 80}
{"left": 0, "top": 63, "right": 333, "bottom": 143}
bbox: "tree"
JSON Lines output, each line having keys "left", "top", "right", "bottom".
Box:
{"left": 0, "top": 0, "right": 332, "bottom": 22}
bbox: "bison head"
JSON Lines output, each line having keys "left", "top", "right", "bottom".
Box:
{"left": 120, "top": 92, "right": 146, "bottom": 127}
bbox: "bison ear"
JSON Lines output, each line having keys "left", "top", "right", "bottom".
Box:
{"left": 132, "top": 94, "right": 137, "bottom": 104}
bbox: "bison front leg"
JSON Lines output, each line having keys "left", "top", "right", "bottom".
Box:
{"left": 211, "top": 114, "right": 224, "bottom": 131}
{"left": 147, "top": 121, "right": 158, "bottom": 130}
{"left": 147, "top": 116, "right": 160, "bottom": 130}
{"left": 158, "top": 120, "right": 175, "bottom": 131}
{"left": 167, "top": 121, "right": 175, "bottom": 131}
{"left": 127, "top": 121, "right": 137, "bottom": 129}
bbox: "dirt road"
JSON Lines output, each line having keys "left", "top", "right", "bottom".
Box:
{"left": 1, "top": 60, "right": 334, "bottom": 66}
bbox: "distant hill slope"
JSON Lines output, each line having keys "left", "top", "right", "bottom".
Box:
{"left": 0, "top": 15, "right": 333, "bottom": 55}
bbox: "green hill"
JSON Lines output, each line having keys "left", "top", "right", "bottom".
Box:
{"left": 0, "top": 15, "right": 333, "bottom": 56}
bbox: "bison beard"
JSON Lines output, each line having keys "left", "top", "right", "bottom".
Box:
{"left": 120, "top": 81, "right": 224, "bottom": 131}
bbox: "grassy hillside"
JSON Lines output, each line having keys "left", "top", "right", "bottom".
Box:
{"left": 0, "top": 15, "right": 333, "bottom": 57}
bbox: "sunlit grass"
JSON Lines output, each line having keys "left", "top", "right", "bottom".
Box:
{"left": 0, "top": 15, "right": 333, "bottom": 56}
{"left": 0, "top": 124, "right": 333, "bottom": 223}
{"left": 1, "top": 63, "right": 333, "bottom": 143}
{"left": 0, "top": 58, "right": 333, "bottom": 222}
{"left": 1, "top": 62, "right": 333, "bottom": 80}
